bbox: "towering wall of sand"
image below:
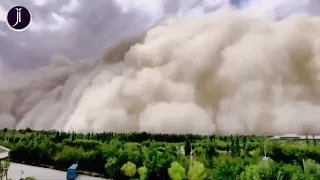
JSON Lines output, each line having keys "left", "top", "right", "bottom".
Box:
{"left": 1, "top": 1, "right": 320, "bottom": 135}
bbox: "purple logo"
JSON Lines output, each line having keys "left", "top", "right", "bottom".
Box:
{"left": 6, "top": 6, "right": 32, "bottom": 32}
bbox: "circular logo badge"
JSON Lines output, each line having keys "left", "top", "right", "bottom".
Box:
{"left": 6, "top": 6, "right": 32, "bottom": 32}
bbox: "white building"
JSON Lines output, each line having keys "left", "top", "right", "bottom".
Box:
{"left": 0, "top": 146, "right": 9, "bottom": 160}
{"left": 269, "top": 134, "right": 320, "bottom": 140}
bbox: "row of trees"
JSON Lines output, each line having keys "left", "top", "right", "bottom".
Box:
{"left": 1, "top": 129, "right": 320, "bottom": 179}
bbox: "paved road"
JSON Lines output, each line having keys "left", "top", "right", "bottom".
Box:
{"left": 8, "top": 163, "right": 107, "bottom": 180}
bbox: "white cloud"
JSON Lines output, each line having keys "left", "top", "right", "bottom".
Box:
{"left": 0, "top": 30, "right": 7, "bottom": 36}
{"left": 1, "top": 0, "right": 318, "bottom": 71}
{"left": 0, "top": 4, "right": 6, "bottom": 22}
{"left": 28, "top": 21, "right": 42, "bottom": 32}
{"left": 33, "top": 0, "right": 50, "bottom": 6}
{"left": 61, "top": 0, "right": 79, "bottom": 13}
{"left": 28, "top": 12, "right": 67, "bottom": 32}
{"left": 49, "top": 12, "right": 66, "bottom": 31}
{"left": 114, "top": 0, "right": 165, "bottom": 17}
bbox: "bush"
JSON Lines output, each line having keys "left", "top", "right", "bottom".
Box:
{"left": 25, "top": 177, "right": 36, "bottom": 180}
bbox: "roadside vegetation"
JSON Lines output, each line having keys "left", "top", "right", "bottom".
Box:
{"left": 1, "top": 128, "right": 320, "bottom": 179}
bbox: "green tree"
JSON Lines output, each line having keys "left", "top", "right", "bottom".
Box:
{"left": 53, "top": 146, "right": 84, "bottom": 168}
{"left": 305, "top": 159, "right": 320, "bottom": 179}
{"left": 187, "top": 161, "right": 207, "bottom": 180}
{"left": 168, "top": 162, "right": 186, "bottom": 180}
{"left": 240, "top": 159, "right": 277, "bottom": 180}
{"left": 121, "top": 161, "right": 137, "bottom": 178}
{"left": 278, "top": 164, "right": 304, "bottom": 180}
{"left": 138, "top": 166, "right": 147, "bottom": 180}
{"left": 0, "top": 159, "right": 10, "bottom": 180}
{"left": 105, "top": 157, "right": 120, "bottom": 178}
{"left": 185, "top": 140, "right": 191, "bottom": 156}
{"left": 211, "top": 155, "right": 245, "bottom": 180}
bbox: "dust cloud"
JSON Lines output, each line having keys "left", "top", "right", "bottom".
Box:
{"left": 2, "top": 7, "right": 320, "bottom": 135}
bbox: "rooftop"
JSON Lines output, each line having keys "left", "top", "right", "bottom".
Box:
{"left": 68, "top": 164, "right": 78, "bottom": 170}
{"left": 0, "top": 146, "right": 10, "bottom": 159}
{"left": 0, "top": 146, "right": 9, "bottom": 152}
{"left": 269, "top": 134, "right": 320, "bottom": 140}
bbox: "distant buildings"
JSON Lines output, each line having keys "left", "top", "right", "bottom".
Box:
{"left": 269, "top": 134, "right": 320, "bottom": 140}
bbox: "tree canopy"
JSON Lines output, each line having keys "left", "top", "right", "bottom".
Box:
{"left": 0, "top": 129, "right": 319, "bottom": 179}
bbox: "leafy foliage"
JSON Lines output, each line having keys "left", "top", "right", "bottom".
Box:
{"left": 1, "top": 129, "right": 320, "bottom": 179}
{"left": 0, "top": 159, "right": 10, "bottom": 179}
{"left": 121, "top": 161, "right": 137, "bottom": 177}
{"left": 138, "top": 166, "right": 148, "bottom": 180}
{"left": 168, "top": 162, "right": 186, "bottom": 180}
{"left": 187, "top": 161, "right": 207, "bottom": 180}
{"left": 25, "top": 177, "right": 36, "bottom": 180}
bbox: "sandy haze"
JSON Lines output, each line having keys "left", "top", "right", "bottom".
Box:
{"left": 1, "top": 1, "right": 320, "bottom": 135}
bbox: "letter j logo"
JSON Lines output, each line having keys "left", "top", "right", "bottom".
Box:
{"left": 6, "top": 6, "right": 32, "bottom": 32}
